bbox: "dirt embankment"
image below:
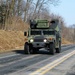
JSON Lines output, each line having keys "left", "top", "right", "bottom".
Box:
{"left": 0, "top": 30, "right": 25, "bottom": 53}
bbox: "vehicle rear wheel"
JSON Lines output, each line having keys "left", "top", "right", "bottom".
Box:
{"left": 49, "top": 43, "right": 55, "bottom": 55}
{"left": 56, "top": 41, "right": 61, "bottom": 53}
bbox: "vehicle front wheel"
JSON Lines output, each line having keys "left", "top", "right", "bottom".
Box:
{"left": 49, "top": 43, "right": 55, "bottom": 55}
{"left": 24, "top": 43, "right": 30, "bottom": 54}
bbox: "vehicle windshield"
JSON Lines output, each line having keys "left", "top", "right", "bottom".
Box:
{"left": 31, "top": 30, "right": 41, "bottom": 35}
{"left": 43, "top": 31, "right": 55, "bottom": 35}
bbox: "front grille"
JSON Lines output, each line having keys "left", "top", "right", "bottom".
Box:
{"left": 34, "top": 39, "right": 43, "bottom": 42}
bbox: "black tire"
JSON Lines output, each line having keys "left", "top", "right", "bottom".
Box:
{"left": 56, "top": 41, "right": 61, "bottom": 53}
{"left": 49, "top": 43, "right": 55, "bottom": 55}
{"left": 24, "top": 43, "right": 30, "bottom": 54}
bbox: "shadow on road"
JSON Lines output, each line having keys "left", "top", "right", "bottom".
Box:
{"left": 13, "top": 49, "right": 50, "bottom": 55}
{"left": 13, "top": 49, "right": 25, "bottom": 54}
{"left": 37, "top": 50, "right": 50, "bottom": 55}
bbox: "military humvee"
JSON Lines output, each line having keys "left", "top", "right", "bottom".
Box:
{"left": 24, "top": 19, "right": 61, "bottom": 55}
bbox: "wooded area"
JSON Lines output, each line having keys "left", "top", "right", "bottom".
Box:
{"left": 0, "top": 0, "right": 63, "bottom": 30}
{"left": 0, "top": 0, "right": 75, "bottom": 43}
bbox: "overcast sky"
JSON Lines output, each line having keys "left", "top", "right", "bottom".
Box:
{"left": 50, "top": 0, "right": 75, "bottom": 26}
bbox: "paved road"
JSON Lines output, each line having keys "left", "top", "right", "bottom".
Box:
{"left": 0, "top": 45, "right": 75, "bottom": 75}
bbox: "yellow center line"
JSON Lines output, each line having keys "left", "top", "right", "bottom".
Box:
{"left": 30, "top": 50, "right": 75, "bottom": 75}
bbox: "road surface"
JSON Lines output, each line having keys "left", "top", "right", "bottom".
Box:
{"left": 0, "top": 45, "right": 75, "bottom": 75}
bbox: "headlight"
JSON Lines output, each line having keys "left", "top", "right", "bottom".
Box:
{"left": 30, "top": 39, "right": 34, "bottom": 42}
{"left": 44, "top": 39, "right": 47, "bottom": 42}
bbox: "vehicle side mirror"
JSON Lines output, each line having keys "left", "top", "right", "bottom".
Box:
{"left": 24, "top": 32, "right": 27, "bottom": 36}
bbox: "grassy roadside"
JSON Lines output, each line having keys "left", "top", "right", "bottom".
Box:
{"left": 0, "top": 30, "right": 72, "bottom": 53}
{"left": 62, "top": 38, "right": 72, "bottom": 44}
{"left": 0, "top": 30, "right": 25, "bottom": 53}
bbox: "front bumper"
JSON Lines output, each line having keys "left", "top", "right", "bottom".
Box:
{"left": 30, "top": 42, "right": 48, "bottom": 48}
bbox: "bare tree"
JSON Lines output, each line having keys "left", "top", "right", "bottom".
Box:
{"left": 23, "top": 0, "right": 33, "bottom": 22}
{"left": 32, "top": 0, "right": 60, "bottom": 19}
{"left": 0, "top": 0, "right": 60, "bottom": 30}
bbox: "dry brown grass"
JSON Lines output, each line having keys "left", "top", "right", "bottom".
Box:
{"left": 5, "top": 17, "right": 29, "bottom": 31}
{"left": 0, "top": 16, "right": 29, "bottom": 53}
{"left": 62, "top": 38, "right": 72, "bottom": 44}
{"left": 0, "top": 30, "right": 25, "bottom": 53}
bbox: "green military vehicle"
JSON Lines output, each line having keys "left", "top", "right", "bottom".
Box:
{"left": 24, "top": 19, "right": 61, "bottom": 55}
